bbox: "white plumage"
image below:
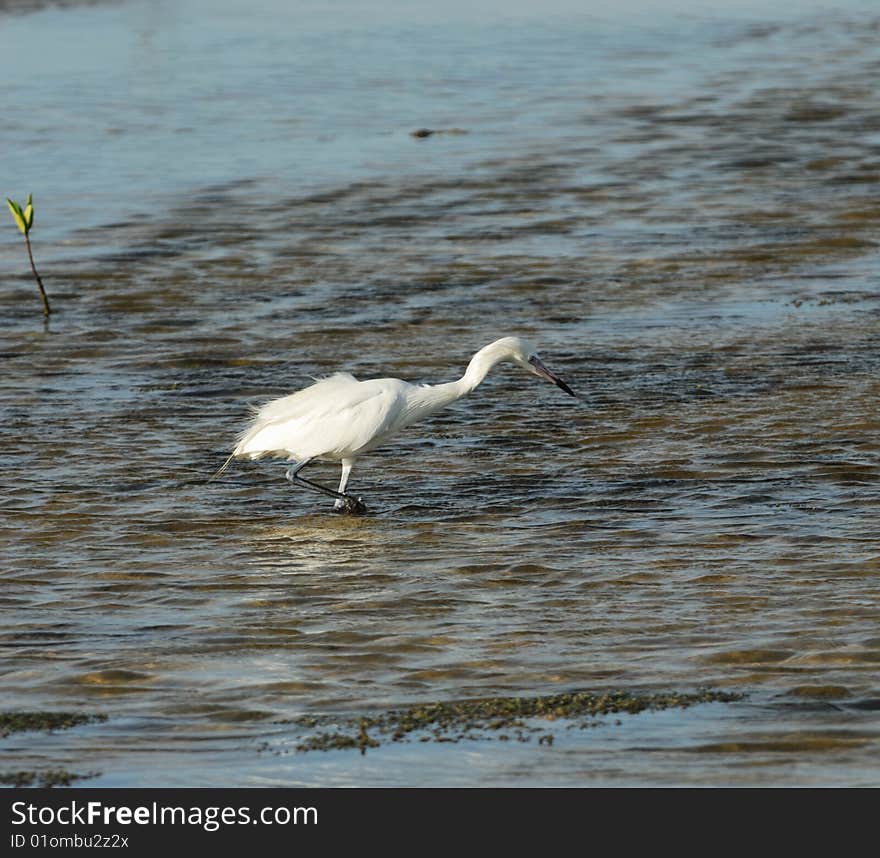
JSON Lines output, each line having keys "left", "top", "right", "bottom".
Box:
{"left": 235, "top": 373, "right": 407, "bottom": 461}
{"left": 215, "top": 336, "right": 574, "bottom": 513}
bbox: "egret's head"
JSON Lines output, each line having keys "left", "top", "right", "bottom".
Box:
{"left": 490, "top": 336, "right": 576, "bottom": 397}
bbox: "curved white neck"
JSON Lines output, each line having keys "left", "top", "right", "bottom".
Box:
{"left": 403, "top": 341, "right": 516, "bottom": 422}
{"left": 459, "top": 342, "right": 513, "bottom": 393}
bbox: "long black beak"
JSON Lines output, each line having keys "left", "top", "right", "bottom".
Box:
{"left": 529, "top": 355, "right": 576, "bottom": 397}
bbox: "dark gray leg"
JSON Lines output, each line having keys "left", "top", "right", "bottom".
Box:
{"left": 285, "top": 460, "right": 366, "bottom": 514}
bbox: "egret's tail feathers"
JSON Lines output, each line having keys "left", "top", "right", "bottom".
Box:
{"left": 210, "top": 452, "right": 236, "bottom": 482}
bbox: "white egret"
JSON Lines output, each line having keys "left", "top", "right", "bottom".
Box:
{"left": 214, "top": 336, "right": 575, "bottom": 513}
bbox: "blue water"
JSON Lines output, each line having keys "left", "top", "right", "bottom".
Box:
{"left": 4, "top": 0, "right": 873, "bottom": 251}
{"left": 2, "top": 0, "right": 880, "bottom": 788}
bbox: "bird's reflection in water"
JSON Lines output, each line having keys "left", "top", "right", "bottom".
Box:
{"left": 246, "top": 514, "right": 389, "bottom": 577}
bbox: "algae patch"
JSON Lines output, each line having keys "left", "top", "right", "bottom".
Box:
{"left": 0, "top": 769, "right": 97, "bottom": 788}
{"left": 1, "top": 711, "right": 106, "bottom": 788}
{"left": 290, "top": 689, "right": 743, "bottom": 754}
{"left": 0, "top": 711, "right": 107, "bottom": 737}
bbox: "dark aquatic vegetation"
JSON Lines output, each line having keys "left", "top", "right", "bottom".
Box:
{"left": 0, "top": 711, "right": 107, "bottom": 737}
{"left": 0, "top": 711, "right": 105, "bottom": 787}
{"left": 410, "top": 127, "right": 468, "bottom": 139}
{"left": 292, "top": 689, "right": 745, "bottom": 754}
{"left": 0, "top": 769, "right": 97, "bottom": 788}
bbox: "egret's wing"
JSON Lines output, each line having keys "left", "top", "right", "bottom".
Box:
{"left": 234, "top": 375, "right": 406, "bottom": 461}
{"left": 234, "top": 373, "right": 358, "bottom": 455}
{"left": 247, "top": 373, "right": 358, "bottom": 424}
{"left": 312, "top": 379, "right": 407, "bottom": 458}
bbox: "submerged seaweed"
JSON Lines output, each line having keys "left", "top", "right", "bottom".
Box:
{"left": 0, "top": 711, "right": 106, "bottom": 788}
{"left": 0, "top": 769, "right": 97, "bottom": 788}
{"left": 0, "top": 711, "right": 107, "bottom": 737}
{"left": 292, "top": 689, "right": 744, "bottom": 753}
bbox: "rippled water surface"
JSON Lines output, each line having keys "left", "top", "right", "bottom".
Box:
{"left": 2, "top": 0, "right": 880, "bottom": 786}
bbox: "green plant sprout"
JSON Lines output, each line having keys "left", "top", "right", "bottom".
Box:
{"left": 7, "top": 194, "right": 50, "bottom": 317}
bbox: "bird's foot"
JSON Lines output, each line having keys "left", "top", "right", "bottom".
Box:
{"left": 333, "top": 496, "right": 367, "bottom": 516}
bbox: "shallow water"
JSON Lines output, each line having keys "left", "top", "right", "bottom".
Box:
{"left": 2, "top": 0, "right": 880, "bottom": 786}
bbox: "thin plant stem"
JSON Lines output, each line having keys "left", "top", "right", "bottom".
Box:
{"left": 24, "top": 232, "right": 50, "bottom": 317}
